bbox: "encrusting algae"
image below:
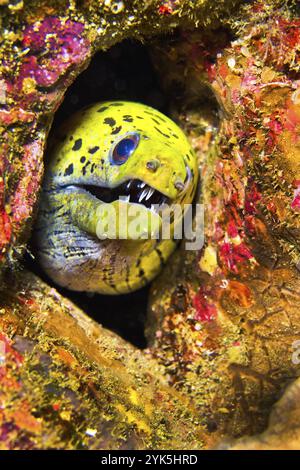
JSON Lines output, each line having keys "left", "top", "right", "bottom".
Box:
{"left": 0, "top": 0, "right": 300, "bottom": 450}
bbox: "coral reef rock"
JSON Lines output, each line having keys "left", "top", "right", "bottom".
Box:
{"left": 0, "top": 0, "right": 299, "bottom": 450}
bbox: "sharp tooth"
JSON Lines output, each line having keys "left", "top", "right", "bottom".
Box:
{"left": 139, "top": 188, "right": 148, "bottom": 202}
{"left": 145, "top": 187, "right": 154, "bottom": 201}
{"left": 126, "top": 181, "right": 132, "bottom": 190}
{"left": 140, "top": 182, "right": 146, "bottom": 189}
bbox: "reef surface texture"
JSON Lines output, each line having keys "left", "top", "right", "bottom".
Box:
{"left": 0, "top": 0, "right": 300, "bottom": 450}
{"left": 148, "top": 0, "right": 300, "bottom": 441}
{"left": 220, "top": 377, "right": 300, "bottom": 449}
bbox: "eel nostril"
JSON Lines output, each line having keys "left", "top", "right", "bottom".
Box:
{"left": 146, "top": 159, "right": 160, "bottom": 172}
{"left": 174, "top": 180, "right": 185, "bottom": 192}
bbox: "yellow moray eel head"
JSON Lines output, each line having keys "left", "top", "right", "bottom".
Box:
{"left": 35, "top": 101, "right": 198, "bottom": 294}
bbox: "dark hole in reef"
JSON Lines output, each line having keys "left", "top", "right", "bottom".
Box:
{"left": 54, "top": 39, "right": 169, "bottom": 126}
{"left": 29, "top": 39, "right": 171, "bottom": 349}
{"left": 29, "top": 251, "right": 150, "bottom": 349}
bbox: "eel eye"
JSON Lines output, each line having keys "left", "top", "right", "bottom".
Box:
{"left": 111, "top": 133, "right": 140, "bottom": 165}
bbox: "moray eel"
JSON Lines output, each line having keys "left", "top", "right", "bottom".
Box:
{"left": 35, "top": 101, "right": 198, "bottom": 294}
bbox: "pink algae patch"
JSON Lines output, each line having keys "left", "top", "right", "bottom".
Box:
{"left": 18, "top": 17, "right": 89, "bottom": 89}
{"left": 291, "top": 185, "right": 300, "bottom": 212}
{"left": 219, "top": 242, "right": 254, "bottom": 274}
{"left": 193, "top": 289, "right": 217, "bottom": 323}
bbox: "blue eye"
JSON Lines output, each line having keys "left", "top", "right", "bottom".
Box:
{"left": 111, "top": 133, "right": 140, "bottom": 165}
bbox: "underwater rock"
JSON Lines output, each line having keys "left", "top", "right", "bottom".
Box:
{"left": 0, "top": 0, "right": 299, "bottom": 450}
{"left": 219, "top": 377, "right": 300, "bottom": 449}
{"left": 0, "top": 271, "right": 206, "bottom": 449}
{"left": 147, "top": 0, "right": 300, "bottom": 441}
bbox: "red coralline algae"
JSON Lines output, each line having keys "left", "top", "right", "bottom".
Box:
{"left": 19, "top": 18, "right": 89, "bottom": 88}
{"left": 227, "top": 219, "right": 239, "bottom": 238}
{"left": 0, "top": 212, "right": 11, "bottom": 249}
{"left": 253, "top": 17, "right": 300, "bottom": 72}
{"left": 202, "top": 6, "right": 300, "bottom": 268}
{"left": 22, "top": 17, "right": 84, "bottom": 50}
{"left": 245, "top": 181, "right": 262, "bottom": 216}
{"left": 0, "top": 332, "right": 24, "bottom": 377}
{"left": 0, "top": 108, "right": 35, "bottom": 125}
{"left": 0, "top": 149, "right": 11, "bottom": 251}
{"left": 0, "top": 15, "right": 91, "bottom": 264}
{"left": 193, "top": 288, "right": 217, "bottom": 323}
{"left": 292, "top": 184, "right": 300, "bottom": 212}
{"left": 11, "top": 141, "right": 44, "bottom": 226}
{"left": 158, "top": 2, "right": 176, "bottom": 15}
{"left": 0, "top": 332, "right": 54, "bottom": 449}
{"left": 219, "top": 241, "right": 255, "bottom": 274}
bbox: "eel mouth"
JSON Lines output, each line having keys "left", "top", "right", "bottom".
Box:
{"left": 76, "top": 179, "right": 171, "bottom": 210}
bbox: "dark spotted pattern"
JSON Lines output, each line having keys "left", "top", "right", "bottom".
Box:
{"left": 104, "top": 117, "right": 116, "bottom": 127}
{"left": 151, "top": 118, "right": 161, "bottom": 125}
{"left": 88, "top": 146, "right": 99, "bottom": 154}
{"left": 111, "top": 126, "right": 122, "bottom": 135}
{"left": 72, "top": 138, "right": 82, "bottom": 151}
{"left": 64, "top": 163, "right": 74, "bottom": 176}
{"left": 155, "top": 247, "right": 165, "bottom": 267}
{"left": 82, "top": 161, "right": 90, "bottom": 175}
{"left": 97, "top": 106, "right": 108, "bottom": 113}
{"left": 144, "top": 110, "right": 167, "bottom": 123}
{"left": 154, "top": 126, "right": 170, "bottom": 138}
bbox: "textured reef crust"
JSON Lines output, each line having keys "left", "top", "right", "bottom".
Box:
{"left": 0, "top": 0, "right": 300, "bottom": 450}
{"left": 220, "top": 377, "right": 300, "bottom": 449}
{"left": 0, "top": 271, "right": 206, "bottom": 450}
{"left": 148, "top": 0, "right": 300, "bottom": 442}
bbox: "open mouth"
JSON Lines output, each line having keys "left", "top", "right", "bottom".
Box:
{"left": 76, "top": 179, "right": 171, "bottom": 210}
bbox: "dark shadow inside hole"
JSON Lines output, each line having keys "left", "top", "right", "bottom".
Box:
{"left": 29, "top": 39, "right": 171, "bottom": 349}
{"left": 27, "top": 253, "right": 150, "bottom": 349}
{"left": 54, "top": 39, "right": 169, "bottom": 127}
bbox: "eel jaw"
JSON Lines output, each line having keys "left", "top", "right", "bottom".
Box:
{"left": 75, "top": 179, "right": 172, "bottom": 211}
{"left": 51, "top": 180, "right": 177, "bottom": 241}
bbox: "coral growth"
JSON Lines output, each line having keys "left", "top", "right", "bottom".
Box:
{"left": 0, "top": 271, "right": 205, "bottom": 449}
{"left": 148, "top": 0, "right": 300, "bottom": 441}
{"left": 0, "top": 0, "right": 299, "bottom": 450}
{"left": 220, "top": 377, "right": 300, "bottom": 449}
